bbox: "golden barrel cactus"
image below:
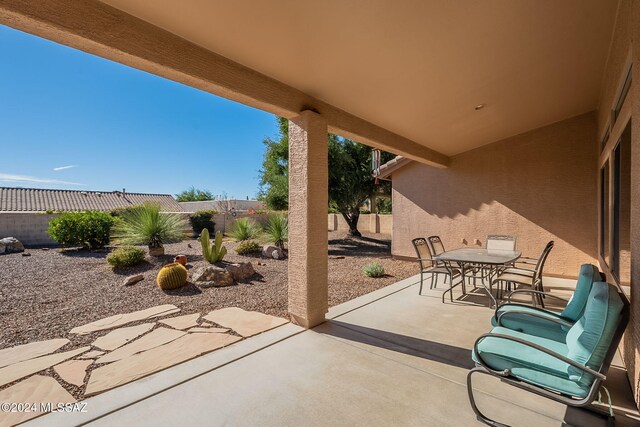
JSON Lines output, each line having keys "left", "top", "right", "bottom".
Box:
{"left": 156, "top": 262, "right": 188, "bottom": 290}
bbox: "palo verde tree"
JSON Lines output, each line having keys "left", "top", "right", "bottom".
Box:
{"left": 258, "top": 116, "right": 393, "bottom": 236}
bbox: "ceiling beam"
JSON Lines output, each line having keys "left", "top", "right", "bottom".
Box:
{"left": 0, "top": 0, "right": 449, "bottom": 167}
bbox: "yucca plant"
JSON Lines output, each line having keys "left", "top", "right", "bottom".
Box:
{"left": 229, "top": 218, "right": 261, "bottom": 242}
{"left": 111, "top": 203, "right": 187, "bottom": 256}
{"left": 263, "top": 214, "right": 288, "bottom": 249}
{"left": 199, "top": 228, "right": 227, "bottom": 263}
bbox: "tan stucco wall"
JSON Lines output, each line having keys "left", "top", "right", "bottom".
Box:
{"left": 596, "top": 0, "right": 639, "bottom": 408}
{"left": 391, "top": 112, "right": 597, "bottom": 278}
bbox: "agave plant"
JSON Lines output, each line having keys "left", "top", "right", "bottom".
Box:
{"left": 263, "top": 214, "right": 288, "bottom": 249}
{"left": 111, "top": 203, "right": 187, "bottom": 256}
{"left": 229, "top": 218, "right": 261, "bottom": 242}
{"left": 199, "top": 228, "right": 227, "bottom": 263}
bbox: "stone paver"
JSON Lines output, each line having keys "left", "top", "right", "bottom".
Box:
{"left": 54, "top": 360, "right": 92, "bottom": 387}
{"left": 203, "top": 307, "right": 289, "bottom": 337}
{"left": 85, "top": 332, "right": 241, "bottom": 396}
{"left": 0, "top": 375, "right": 75, "bottom": 426}
{"left": 0, "top": 339, "right": 70, "bottom": 369}
{"left": 77, "top": 350, "right": 105, "bottom": 359}
{"left": 158, "top": 313, "right": 200, "bottom": 330}
{"left": 97, "top": 328, "right": 186, "bottom": 364}
{"left": 70, "top": 305, "right": 180, "bottom": 335}
{"left": 0, "top": 346, "right": 89, "bottom": 387}
{"left": 92, "top": 323, "right": 155, "bottom": 351}
{"left": 187, "top": 327, "right": 229, "bottom": 333}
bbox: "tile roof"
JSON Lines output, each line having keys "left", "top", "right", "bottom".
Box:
{"left": 0, "top": 187, "right": 184, "bottom": 212}
{"left": 374, "top": 156, "right": 412, "bottom": 180}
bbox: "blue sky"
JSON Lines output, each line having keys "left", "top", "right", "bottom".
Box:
{"left": 0, "top": 25, "right": 278, "bottom": 199}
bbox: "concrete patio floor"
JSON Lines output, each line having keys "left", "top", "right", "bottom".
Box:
{"left": 31, "top": 275, "right": 640, "bottom": 426}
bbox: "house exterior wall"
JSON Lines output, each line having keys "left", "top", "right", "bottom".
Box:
{"left": 391, "top": 112, "right": 598, "bottom": 278}
{"left": 595, "top": 0, "right": 640, "bottom": 408}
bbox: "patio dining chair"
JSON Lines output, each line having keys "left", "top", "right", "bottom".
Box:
{"left": 464, "top": 235, "right": 518, "bottom": 289}
{"left": 490, "top": 264, "right": 603, "bottom": 342}
{"left": 412, "top": 237, "right": 460, "bottom": 294}
{"left": 490, "top": 241, "right": 554, "bottom": 306}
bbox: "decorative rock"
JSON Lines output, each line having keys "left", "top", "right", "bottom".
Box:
{"left": 123, "top": 274, "right": 144, "bottom": 286}
{"left": 70, "top": 305, "right": 180, "bottom": 335}
{"left": 173, "top": 254, "right": 187, "bottom": 265}
{"left": 0, "top": 375, "right": 75, "bottom": 425}
{"left": 96, "top": 327, "right": 186, "bottom": 364}
{"left": 92, "top": 323, "right": 155, "bottom": 351}
{"left": 85, "top": 333, "right": 241, "bottom": 396}
{"left": 203, "top": 307, "right": 289, "bottom": 338}
{"left": 0, "top": 346, "right": 90, "bottom": 387}
{"left": 192, "top": 266, "right": 235, "bottom": 288}
{"left": 225, "top": 262, "right": 256, "bottom": 281}
{"left": 0, "top": 338, "right": 70, "bottom": 369}
{"left": 0, "top": 237, "right": 24, "bottom": 254}
{"left": 159, "top": 313, "right": 200, "bottom": 330}
{"left": 262, "top": 245, "right": 285, "bottom": 260}
{"left": 22, "top": 252, "right": 31, "bottom": 257}
{"left": 54, "top": 359, "right": 92, "bottom": 387}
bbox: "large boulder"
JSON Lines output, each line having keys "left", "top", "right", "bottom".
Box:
{"left": 262, "top": 245, "right": 285, "bottom": 260}
{"left": 192, "top": 266, "right": 234, "bottom": 288}
{"left": 0, "top": 237, "right": 25, "bottom": 255}
{"left": 225, "top": 262, "right": 256, "bottom": 281}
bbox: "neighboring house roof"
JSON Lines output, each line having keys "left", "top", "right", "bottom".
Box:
{"left": 0, "top": 187, "right": 184, "bottom": 212}
{"left": 374, "top": 156, "right": 413, "bottom": 180}
{"left": 179, "top": 200, "right": 266, "bottom": 212}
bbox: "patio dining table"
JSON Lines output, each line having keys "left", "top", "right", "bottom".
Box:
{"left": 432, "top": 248, "right": 521, "bottom": 307}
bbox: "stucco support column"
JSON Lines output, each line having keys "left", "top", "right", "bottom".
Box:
{"left": 288, "top": 110, "right": 328, "bottom": 328}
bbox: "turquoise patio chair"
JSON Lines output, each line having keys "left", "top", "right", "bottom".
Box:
{"left": 467, "top": 281, "right": 629, "bottom": 426}
{"left": 490, "top": 264, "right": 603, "bottom": 342}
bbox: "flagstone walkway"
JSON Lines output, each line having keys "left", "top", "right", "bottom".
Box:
{"left": 0, "top": 306, "right": 288, "bottom": 426}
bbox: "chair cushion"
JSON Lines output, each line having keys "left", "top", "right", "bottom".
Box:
{"left": 501, "top": 267, "right": 535, "bottom": 277}
{"left": 560, "top": 264, "right": 600, "bottom": 321}
{"left": 494, "top": 272, "right": 534, "bottom": 286}
{"left": 472, "top": 327, "right": 589, "bottom": 398}
{"left": 566, "top": 282, "right": 623, "bottom": 386}
{"left": 490, "top": 305, "right": 567, "bottom": 342}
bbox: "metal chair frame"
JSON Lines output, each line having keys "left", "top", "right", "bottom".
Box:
{"left": 467, "top": 284, "right": 630, "bottom": 426}
{"left": 412, "top": 237, "right": 460, "bottom": 294}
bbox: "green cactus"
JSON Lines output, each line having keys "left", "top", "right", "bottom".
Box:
{"left": 199, "top": 228, "right": 227, "bottom": 263}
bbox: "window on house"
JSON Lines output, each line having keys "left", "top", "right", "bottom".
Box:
{"left": 600, "top": 162, "right": 609, "bottom": 265}
{"left": 612, "top": 122, "right": 631, "bottom": 284}
{"left": 613, "top": 66, "right": 632, "bottom": 124}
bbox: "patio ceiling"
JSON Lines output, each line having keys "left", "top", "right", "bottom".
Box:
{"left": 99, "top": 0, "right": 619, "bottom": 156}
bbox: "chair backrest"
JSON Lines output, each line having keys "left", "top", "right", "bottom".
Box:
{"left": 412, "top": 238, "right": 432, "bottom": 270}
{"left": 560, "top": 264, "right": 603, "bottom": 321}
{"left": 532, "top": 241, "right": 554, "bottom": 281}
{"left": 427, "top": 236, "right": 445, "bottom": 257}
{"left": 565, "top": 282, "right": 628, "bottom": 387}
{"left": 486, "top": 235, "right": 516, "bottom": 252}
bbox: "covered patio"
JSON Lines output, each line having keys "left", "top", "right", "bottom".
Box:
{"left": 31, "top": 275, "right": 640, "bottom": 426}
{"left": 1, "top": 0, "right": 639, "bottom": 425}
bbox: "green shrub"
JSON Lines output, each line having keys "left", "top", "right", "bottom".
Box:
{"left": 235, "top": 240, "right": 262, "bottom": 255}
{"left": 111, "top": 203, "right": 187, "bottom": 249}
{"left": 263, "top": 214, "right": 288, "bottom": 249}
{"left": 110, "top": 205, "right": 144, "bottom": 217}
{"left": 189, "top": 210, "right": 217, "bottom": 235}
{"left": 107, "top": 246, "right": 146, "bottom": 268}
{"left": 363, "top": 262, "right": 385, "bottom": 278}
{"left": 229, "top": 218, "right": 261, "bottom": 241}
{"left": 48, "top": 211, "right": 115, "bottom": 249}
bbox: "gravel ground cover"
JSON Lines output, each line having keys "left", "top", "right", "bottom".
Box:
{"left": 0, "top": 231, "right": 417, "bottom": 349}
